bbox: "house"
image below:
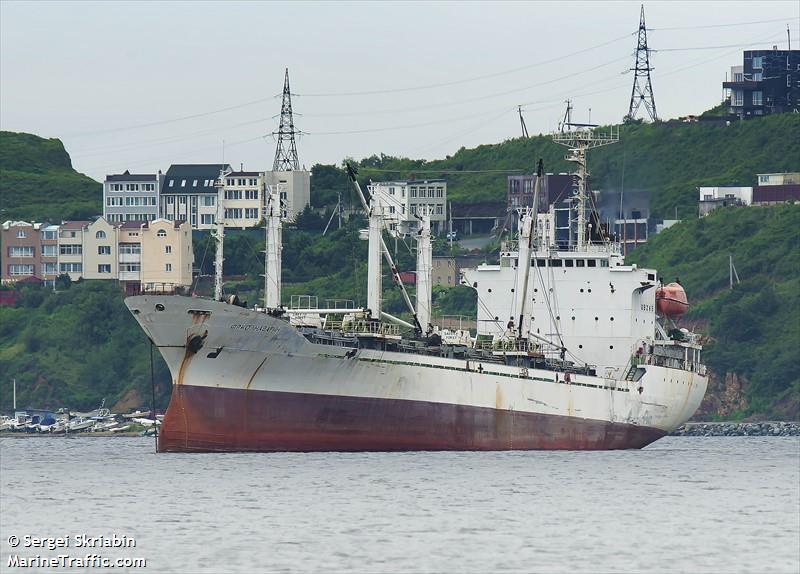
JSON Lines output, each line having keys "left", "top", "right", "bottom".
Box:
{"left": 159, "top": 164, "right": 231, "bottom": 230}
{"left": 371, "top": 179, "right": 447, "bottom": 235}
{"left": 698, "top": 187, "right": 752, "bottom": 216}
{"left": 1, "top": 221, "right": 59, "bottom": 286}
{"left": 753, "top": 172, "right": 800, "bottom": 205}
{"left": 722, "top": 48, "right": 799, "bottom": 118}
{"left": 103, "top": 171, "right": 160, "bottom": 223}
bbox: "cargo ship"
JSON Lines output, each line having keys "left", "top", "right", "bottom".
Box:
{"left": 125, "top": 126, "right": 707, "bottom": 452}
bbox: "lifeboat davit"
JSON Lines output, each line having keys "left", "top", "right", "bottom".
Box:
{"left": 656, "top": 282, "right": 689, "bottom": 318}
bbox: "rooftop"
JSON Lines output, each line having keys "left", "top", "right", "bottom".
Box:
{"left": 106, "top": 170, "right": 157, "bottom": 182}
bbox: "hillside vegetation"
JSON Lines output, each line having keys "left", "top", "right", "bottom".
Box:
{"left": 310, "top": 114, "right": 800, "bottom": 220}
{"left": 0, "top": 131, "right": 101, "bottom": 222}
{"left": 628, "top": 205, "right": 800, "bottom": 418}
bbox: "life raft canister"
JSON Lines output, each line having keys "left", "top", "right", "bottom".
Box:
{"left": 655, "top": 282, "right": 689, "bottom": 318}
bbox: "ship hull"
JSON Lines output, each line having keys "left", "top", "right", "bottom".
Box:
{"left": 159, "top": 384, "right": 667, "bottom": 452}
{"left": 126, "top": 294, "right": 706, "bottom": 453}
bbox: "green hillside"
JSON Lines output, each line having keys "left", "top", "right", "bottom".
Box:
{"left": 309, "top": 114, "right": 800, "bottom": 220}
{"left": 0, "top": 131, "right": 101, "bottom": 222}
{"left": 627, "top": 205, "right": 800, "bottom": 419}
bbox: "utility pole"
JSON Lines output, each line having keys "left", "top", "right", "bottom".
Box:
{"left": 273, "top": 68, "right": 300, "bottom": 172}
{"left": 627, "top": 4, "right": 658, "bottom": 122}
{"left": 518, "top": 106, "right": 529, "bottom": 138}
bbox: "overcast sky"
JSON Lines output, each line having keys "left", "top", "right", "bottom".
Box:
{"left": 1, "top": 1, "right": 797, "bottom": 181}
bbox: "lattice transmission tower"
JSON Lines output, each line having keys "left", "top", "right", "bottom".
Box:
{"left": 627, "top": 4, "right": 658, "bottom": 122}
{"left": 273, "top": 68, "right": 300, "bottom": 171}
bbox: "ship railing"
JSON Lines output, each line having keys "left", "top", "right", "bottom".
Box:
{"left": 137, "top": 282, "right": 184, "bottom": 295}
{"left": 325, "top": 319, "right": 401, "bottom": 337}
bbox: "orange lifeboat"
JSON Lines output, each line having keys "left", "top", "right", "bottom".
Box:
{"left": 656, "top": 282, "right": 689, "bottom": 318}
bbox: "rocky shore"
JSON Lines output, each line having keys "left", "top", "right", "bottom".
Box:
{"left": 670, "top": 421, "right": 800, "bottom": 437}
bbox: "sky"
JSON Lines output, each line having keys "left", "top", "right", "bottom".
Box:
{"left": 1, "top": 0, "right": 798, "bottom": 181}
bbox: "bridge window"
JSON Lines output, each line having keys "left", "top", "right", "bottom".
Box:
{"left": 587, "top": 259, "right": 596, "bottom": 267}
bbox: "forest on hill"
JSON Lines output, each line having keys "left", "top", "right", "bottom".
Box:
{"left": 0, "top": 131, "right": 101, "bottom": 222}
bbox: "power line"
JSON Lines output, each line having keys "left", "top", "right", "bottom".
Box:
{"left": 650, "top": 15, "right": 799, "bottom": 31}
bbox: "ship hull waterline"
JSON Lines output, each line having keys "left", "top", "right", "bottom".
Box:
{"left": 158, "top": 384, "right": 667, "bottom": 452}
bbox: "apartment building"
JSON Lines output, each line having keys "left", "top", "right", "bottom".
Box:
{"left": 723, "top": 49, "right": 799, "bottom": 118}
{"left": 159, "top": 164, "right": 230, "bottom": 230}
{"left": 140, "top": 219, "right": 193, "bottom": 291}
{"left": 1, "top": 221, "right": 59, "bottom": 286}
{"left": 82, "top": 218, "right": 119, "bottom": 280}
{"left": 57, "top": 221, "right": 91, "bottom": 281}
{"left": 371, "top": 179, "right": 447, "bottom": 235}
{"left": 118, "top": 221, "right": 143, "bottom": 293}
{"left": 104, "top": 171, "right": 160, "bottom": 222}
{"left": 265, "top": 170, "right": 310, "bottom": 222}
{"left": 753, "top": 172, "right": 800, "bottom": 205}
{"left": 221, "top": 171, "right": 264, "bottom": 228}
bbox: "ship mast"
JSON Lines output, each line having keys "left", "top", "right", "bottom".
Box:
{"left": 552, "top": 110, "right": 618, "bottom": 251}
{"left": 366, "top": 196, "right": 383, "bottom": 318}
{"left": 213, "top": 166, "right": 231, "bottom": 301}
{"left": 416, "top": 214, "right": 432, "bottom": 333}
{"left": 265, "top": 184, "right": 282, "bottom": 309}
{"left": 345, "top": 163, "right": 422, "bottom": 334}
{"left": 511, "top": 159, "right": 543, "bottom": 340}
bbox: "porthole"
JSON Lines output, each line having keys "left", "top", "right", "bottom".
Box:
{"left": 556, "top": 316, "right": 560, "bottom": 320}
{"left": 580, "top": 289, "right": 584, "bottom": 293}
{"left": 488, "top": 288, "right": 492, "bottom": 293}
{"left": 571, "top": 316, "right": 575, "bottom": 321}
{"left": 494, "top": 316, "right": 499, "bottom": 321}
{"left": 510, "top": 288, "right": 514, "bottom": 293}
{"left": 609, "top": 345, "right": 614, "bottom": 349}
{"left": 594, "top": 317, "right": 599, "bottom": 321}
{"left": 155, "top": 304, "right": 165, "bottom": 312}
{"left": 578, "top": 344, "right": 583, "bottom": 349}
{"left": 534, "top": 288, "right": 538, "bottom": 292}
{"left": 610, "top": 317, "right": 614, "bottom": 321}
{"left": 588, "top": 289, "right": 592, "bottom": 293}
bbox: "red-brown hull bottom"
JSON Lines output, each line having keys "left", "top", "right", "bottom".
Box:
{"left": 158, "top": 384, "right": 667, "bottom": 452}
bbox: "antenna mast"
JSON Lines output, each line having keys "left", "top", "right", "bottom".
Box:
{"left": 552, "top": 113, "right": 618, "bottom": 251}
{"left": 627, "top": 4, "right": 658, "bottom": 122}
{"left": 273, "top": 68, "right": 300, "bottom": 171}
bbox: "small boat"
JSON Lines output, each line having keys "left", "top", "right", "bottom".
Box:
{"left": 122, "top": 410, "right": 151, "bottom": 419}
{"left": 111, "top": 425, "right": 131, "bottom": 433}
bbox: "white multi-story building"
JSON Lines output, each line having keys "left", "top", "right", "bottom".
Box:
{"left": 221, "top": 171, "right": 264, "bottom": 228}
{"left": 265, "top": 170, "right": 310, "bottom": 222}
{"left": 159, "top": 164, "right": 231, "bottom": 230}
{"left": 371, "top": 179, "right": 447, "bottom": 235}
{"left": 104, "top": 171, "right": 160, "bottom": 222}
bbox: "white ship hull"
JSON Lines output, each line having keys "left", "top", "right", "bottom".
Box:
{"left": 126, "top": 294, "right": 707, "bottom": 452}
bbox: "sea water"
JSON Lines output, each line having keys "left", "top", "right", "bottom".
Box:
{"left": 1, "top": 436, "right": 798, "bottom": 573}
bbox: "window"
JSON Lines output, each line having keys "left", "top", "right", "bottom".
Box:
{"left": 42, "top": 262, "right": 57, "bottom": 275}
{"left": 41, "top": 245, "right": 57, "bottom": 257}
{"left": 436, "top": 205, "right": 443, "bottom": 215}
{"left": 249, "top": 178, "right": 258, "bottom": 186}
{"left": 119, "top": 243, "right": 141, "bottom": 254}
{"left": 119, "top": 263, "right": 140, "bottom": 273}
{"left": 703, "top": 194, "right": 713, "bottom": 200}
{"left": 389, "top": 187, "right": 395, "bottom": 196}
{"left": 201, "top": 214, "right": 215, "bottom": 225}
{"left": 181, "top": 179, "right": 187, "bottom": 187}
{"left": 245, "top": 190, "right": 258, "bottom": 200}
{"left": 193, "top": 179, "right": 198, "bottom": 186}
{"left": 752, "top": 91, "right": 763, "bottom": 106}
{"left": 96, "top": 230, "right": 106, "bottom": 239}
{"left": 9, "top": 264, "right": 35, "bottom": 275}
{"left": 110, "top": 183, "right": 123, "bottom": 192}
{"left": 8, "top": 246, "right": 34, "bottom": 257}
{"left": 733, "top": 72, "right": 743, "bottom": 82}
{"left": 280, "top": 191, "right": 287, "bottom": 200}
{"left": 143, "top": 183, "right": 155, "bottom": 191}
{"left": 410, "top": 187, "right": 417, "bottom": 198}
{"left": 179, "top": 196, "right": 187, "bottom": 205}
{"left": 733, "top": 90, "right": 743, "bottom": 107}
{"left": 169, "top": 180, "right": 174, "bottom": 187}
{"left": 98, "top": 264, "right": 112, "bottom": 274}
{"left": 16, "top": 229, "right": 26, "bottom": 238}
{"left": 60, "top": 244, "right": 82, "bottom": 255}
{"left": 224, "top": 208, "right": 243, "bottom": 219}
{"left": 126, "top": 183, "right": 139, "bottom": 192}
{"left": 753, "top": 72, "right": 762, "bottom": 82}
{"left": 587, "top": 259, "right": 597, "bottom": 267}
{"left": 226, "top": 178, "right": 234, "bottom": 186}
{"left": 59, "top": 262, "right": 82, "bottom": 273}
{"left": 41, "top": 230, "right": 57, "bottom": 241}
{"left": 165, "top": 245, "right": 172, "bottom": 254}
{"left": 789, "top": 75, "right": 793, "bottom": 88}
{"left": 202, "top": 196, "right": 216, "bottom": 206}
{"left": 564, "top": 260, "right": 574, "bottom": 267}
{"left": 225, "top": 190, "right": 243, "bottom": 200}
{"left": 165, "top": 263, "right": 172, "bottom": 272}
{"left": 389, "top": 206, "right": 396, "bottom": 214}
{"left": 98, "top": 245, "right": 111, "bottom": 255}
{"left": 576, "top": 260, "right": 585, "bottom": 267}
{"left": 245, "top": 208, "right": 259, "bottom": 219}
{"left": 752, "top": 56, "right": 763, "bottom": 69}
{"left": 436, "top": 187, "right": 444, "bottom": 198}
{"left": 157, "top": 229, "right": 167, "bottom": 237}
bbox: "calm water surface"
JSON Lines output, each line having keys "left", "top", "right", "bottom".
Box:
{"left": 1, "top": 436, "right": 798, "bottom": 573}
